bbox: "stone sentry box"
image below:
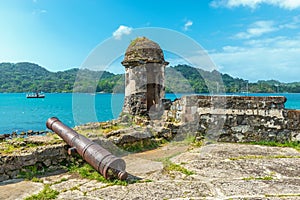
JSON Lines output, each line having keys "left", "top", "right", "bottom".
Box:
{"left": 121, "top": 37, "right": 169, "bottom": 116}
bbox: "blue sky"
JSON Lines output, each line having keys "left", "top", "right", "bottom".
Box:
{"left": 0, "top": 0, "right": 300, "bottom": 82}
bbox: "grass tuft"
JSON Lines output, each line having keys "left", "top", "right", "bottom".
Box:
{"left": 229, "top": 154, "right": 300, "bottom": 160}
{"left": 243, "top": 176, "right": 273, "bottom": 181}
{"left": 18, "top": 165, "right": 44, "bottom": 180}
{"left": 53, "top": 177, "right": 68, "bottom": 185}
{"left": 24, "top": 184, "right": 59, "bottom": 200}
{"left": 0, "top": 136, "right": 63, "bottom": 155}
{"left": 158, "top": 157, "right": 194, "bottom": 176}
{"left": 68, "top": 162, "right": 128, "bottom": 186}
{"left": 165, "top": 162, "right": 194, "bottom": 176}
{"left": 265, "top": 194, "right": 300, "bottom": 198}
{"left": 31, "top": 177, "right": 44, "bottom": 183}
{"left": 247, "top": 141, "right": 300, "bottom": 151}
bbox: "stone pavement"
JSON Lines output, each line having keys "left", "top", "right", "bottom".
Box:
{"left": 0, "top": 143, "right": 299, "bottom": 200}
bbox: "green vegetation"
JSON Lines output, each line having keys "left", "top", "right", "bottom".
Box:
{"left": 129, "top": 37, "right": 144, "bottom": 47}
{"left": 69, "top": 186, "right": 80, "bottom": 191}
{"left": 31, "top": 177, "right": 44, "bottom": 183}
{"left": 18, "top": 165, "right": 46, "bottom": 180}
{"left": 0, "top": 62, "right": 121, "bottom": 93}
{"left": 229, "top": 154, "right": 300, "bottom": 161}
{"left": 24, "top": 184, "right": 59, "bottom": 200}
{"left": 74, "top": 122, "right": 131, "bottom": 138}
{"left": 166, "top": 65, "right": 300, "bottom": 93}
{"left": 158, "top": 156, "right": 194, "bottom": 176}
{"left": 182, "top": 134, "right": 204, "bottom": 147}
{"left": 265, "top": 194, "right": 300, "bottom": 198}
{"left": 1, "top": 62, "right": 300, "bottom": 93}
{"left": 0, "top": 138, "right": 40, "bottom": 155}
{"left": 242, "top": 176, "right": 273, "bottom": 181}
{"left": 247, "top": 141, "right": 300, "bottom": 151}
{"left": 121, "top": 138, "right": 167, "bottom": 153}
{"left": 0, "top": 135, "right": 62, "bottom": 155}
{"left": 68, "top": 162, "right": 128, "bottom": 186}
{"left": 18, "top": 158, "right": 67, "bottom": 181}
{"left": 53, "top": 177, "right": 68, "bottom": 185}
{"left": 242, "top": 172, "right": 276, "bottom": 181}
{"left": 165, "top": 162, "right": 194, "bottom": 176}
{"left": 101, "top": 124, "right": 127, "bottom": 134}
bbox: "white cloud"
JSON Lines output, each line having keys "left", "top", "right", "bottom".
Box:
{"left": 233, "top": 17, "right": 300, "bottom": 39}
{"left": 218, "top": 16, "right": 300, "bottom": 81}
{"left": 210, "top": 36, "right": 300, "bottom": 82}
{"left": 210, "top": 0, "right": 300, "bottom": 10}
{"left": 184, "top": 20, "right": 193, "bottom": 31}
{"left": 279, "top": 15, "right": 300, "bottom": 29}
{"left": 32, "top": 9, "right": 47, "bottom": 15}
{"left": 234, "top": 20, "right": 277, "bottom": 39}
{"left": 112, "top": 25, "right": 132, "bottom": 40}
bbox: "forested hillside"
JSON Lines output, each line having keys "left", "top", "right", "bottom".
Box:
{"left": 0, "top": 62, "right": 118, "bottom": 93}
{"left": 0, "top": 62, "right": 299, "bottom": 93}
{"left": 167, "top": 65, "right": 300, "bottom": 93}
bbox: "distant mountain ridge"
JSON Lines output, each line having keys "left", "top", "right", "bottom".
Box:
{"left": 0, "top": 62, "right": 299, "bottom": 93}
{"left": 0, "top": 62, "right": 117, "bottom": 93}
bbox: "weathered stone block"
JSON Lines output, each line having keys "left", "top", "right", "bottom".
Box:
{"left": 170, "top": 95, "right": 299, "bottom": 143}
{"left": 0, "top": 174, "right": 9, "bottom": 182}
{"left": 43, "top": 159, "right": 52, "bottom": 167}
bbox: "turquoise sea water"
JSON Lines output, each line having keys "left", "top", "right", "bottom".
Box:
{"left": 0, "top": 93, "right": 299, "bottom": 134}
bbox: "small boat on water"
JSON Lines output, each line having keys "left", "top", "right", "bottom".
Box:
{"left": 26, "top": 92, "right": 45, "bottom": 98}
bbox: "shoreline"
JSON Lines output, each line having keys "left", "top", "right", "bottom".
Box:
{"left": 0, "top": 130, "right": 50, "bottom": 140}
{"left": 1, "top": 92, "right": 300, "bottom": 137}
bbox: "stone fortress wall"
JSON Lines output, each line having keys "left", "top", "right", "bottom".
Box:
{"left": 1, "top": 95, "right": 299, "bottom": 182}
{"left": 120, "top": 37, "right": 299, "bottom": 143}
{"left": 0, "top": 144, "right": 68, "bottom": 182}
{"left": 2, "top": 37, "right": 300, "bottom": 183}
{"left": 167, "top": 95, "right": 300, "bottom": 143}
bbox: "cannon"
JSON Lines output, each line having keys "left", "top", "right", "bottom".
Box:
{"left": 46, "top": 117, "right": 128, "bottom": 180}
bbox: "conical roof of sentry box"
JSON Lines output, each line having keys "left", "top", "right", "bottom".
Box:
{"left": 121, "top": 37, "right": 169, "bottom": 67}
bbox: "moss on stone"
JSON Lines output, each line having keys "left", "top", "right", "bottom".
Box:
{"left": 164, "top": 162, "right": 194, "bottom": 176}
{"left": 229, "top": 154, "right": 300, "bottom": 160}
{"left": 0, "top": 135, "right": 63, "bottom": 155}
{"left": 24, "top": 184, "right": 59, "bottom": 200}
{"left": 122, "top": 36, "right": 168, "bottom": 67}
{"left": 129, "top": 37, "right": 146, "bottom": 47}
{"left": 242, "top": 176, "right": 274, "bottom": 181}
{"left": 247, "top": 140, "right": 300, "bottom": 151}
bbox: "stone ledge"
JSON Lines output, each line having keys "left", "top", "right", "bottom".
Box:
{"left": 1, "top": 143, "right": 299, "bottom": 200}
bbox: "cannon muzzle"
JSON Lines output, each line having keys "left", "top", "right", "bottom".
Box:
{"left": 46, "top": 117, "right": 128, "bottom": 180}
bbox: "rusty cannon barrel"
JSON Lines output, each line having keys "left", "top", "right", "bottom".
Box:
{"left": 46, "top": 117, "right": 128, "bottom": 180}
